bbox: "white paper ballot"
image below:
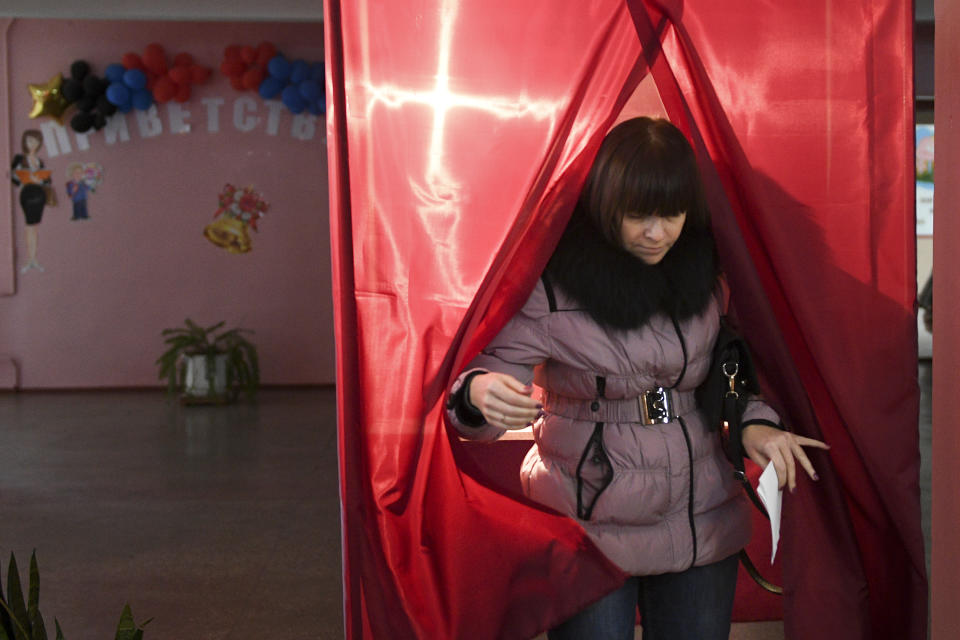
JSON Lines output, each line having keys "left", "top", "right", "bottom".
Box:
{"left": 756, "top": 461, "right": 783, "bottom": 563}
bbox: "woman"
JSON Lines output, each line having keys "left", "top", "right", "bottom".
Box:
{"left": 446, "top": 117, "right": 828, "bottom": 639}
{"left": 10, "top": 130, "right": 52, "bottom": 273}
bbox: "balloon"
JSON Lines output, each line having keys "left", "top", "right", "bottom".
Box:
{"left": 241, "top": 45, "right": 257, "bottom": 64}
{"left": 96, "top": 94, "right": 117, "bottom": 116}
{"left": 75, "top": 95, "right": 96, "bottom": 113}
{"left": 27, "top": 73, "right": 70, "bottom": 122}
{"left": 93, "top": 112, "right": 107, "bottom": 130}
{"left": 105, "top": 63, "right": 126, "bottom": 83}
{"left": 299, "top": 79, "right": 321, "bottom": 101}
{"left": 131, "top": 88, "right": 154, "bottom": 110}
{"left": 168, "top": 66, "right": 191, "bottom": 85}
{"left": 123, "top": 68, "right": 147, "bottom": 89}
{"left": 220, "top": 60, "right": 245, "bottom": 77}
{"left": 173, "top": 52, "right": 194, "bottom": 67}
{"left": 70, "top": 111, "right": 94, "bottom": 133}
{"left": 122, "top": 52, "right": 144, "bottom": 70}
{"left": 62, "top": 78, "right": 84, "bottom": 102}
{"left": 190, "top": 65, "right": 211, "bottom": 84}
{"left": 267, "top": 55, "right": 291, "bottom": 81}
{"left": 258, "top": 75, "right": 283, "bottom": 99}
{"left": 310, "top": 63, "right": 325, "bottom": 83}
{"left": 290, "top": 60, "right": 310, "bottom": 84}
{"left": 242, "top": 67, "right": 266, "bottom": 91}
{"left": 82, "top": 74, "right": 106, "bottom": 96}
{"left": 105, "top": 82, "right": 131, "bottom": 107}
{"left": 143, "top": 43, "right": 167, "bottom": 75}
{"left": 281, "top": 84, "right": 305, "bottom": 113}
{"left": 115, "top": 100, "right": 133, "bottom": 113}
{"left": 174, "top": 83, "right": 191, "bottom": 103}
{"left": 229, "top": 75, "right": 246, "bottom": 91}
{"left": 153, "top": 76, "right": 176, "bottom": 103}
{"left": 255, "top": 41, "right": 277, "bottom": 66}
{"left": 70, "top": 60, "right": 91, "bottom": 81}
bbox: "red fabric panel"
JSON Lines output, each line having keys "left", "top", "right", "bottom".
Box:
{"left": 327, "top": 0, "right": 926, "bottom": 637}
{"left": 630, "top": 1, "right": 925, "bottom": 637}
{"left": 326, "top": 2, "right": 650, "bottom": 637}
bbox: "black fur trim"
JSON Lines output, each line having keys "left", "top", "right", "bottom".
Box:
{"left": 545, "top": 213, "right": 718, "bottom": 329}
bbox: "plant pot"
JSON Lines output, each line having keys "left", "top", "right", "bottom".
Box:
{"left": 182, "top": 353, "right": 230, "bottom": 404}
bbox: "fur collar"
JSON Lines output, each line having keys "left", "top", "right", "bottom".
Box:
{"left": 545, "top": 213, "right": 718, "bottom": 329}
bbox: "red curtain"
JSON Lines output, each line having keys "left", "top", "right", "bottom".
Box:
{"left": 325, "top": 1, "right": 926, "bottom": 638}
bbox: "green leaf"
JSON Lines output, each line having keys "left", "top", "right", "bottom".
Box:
{"left": 113, "top": 604, "right": 135, "bottom": 640}
{"left": 53, "top": 620, "right": 63, "bottom": 640}
{"left": 26, "top": 553, "right": 38, "bottom": 630}
{"left": 6, "top": 554, "right": 30, "bottom": 640}
{"left": 27, "top": 609, "right": 46, "bottom": 640}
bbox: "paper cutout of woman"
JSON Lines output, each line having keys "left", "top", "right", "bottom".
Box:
{"left": 10, "top": 129, "right": 51, "bottom": 273}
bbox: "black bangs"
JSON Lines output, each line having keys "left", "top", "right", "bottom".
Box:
{"left": 620, "top": 142, "right": 701, "bottom": 219}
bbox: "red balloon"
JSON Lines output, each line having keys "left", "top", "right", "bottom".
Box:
{"left": 143, "top": 53, "right": 167, "bottom": 76}
{"left": 190, "top": 65, "right": 212, "bottom": 84}
{"left": 169, "top": 66, "right": 191, "bottom": 85}
{"left": 229, "top": 75, "right": 246, "bottom": 91}
{"left": 256, "top": 41, "right": 278, "bottom": 66}
{"left": 174, "top": 83, "right": 192, "bottom": 103}
{"left": 220, "top": 60, "right": 245, "bottom": 77}
{"left": 144, "top": 42, "right": 165, "bottom": 60}
{"left": 122, "top": 52, "right": 144, "bottom": 70}
{"left": 173, "top": 52, "right": 194, "bottom": 68}
{"left": 224, "top": 45, "right": 243, "bottom": 63}
{"left": 242, "top": 67, "right": 266, "bottom": 90}
{"left": 241, "top": 45, "right": 257, "bottom": 65}
{"left": 153, "top": 76, "right": 176, "bottom": 103}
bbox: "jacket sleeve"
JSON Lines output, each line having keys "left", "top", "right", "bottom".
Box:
{"left": 741, "top": 397, "right": 782, "bottom": 429}
{"left": 446, "top": 280, "right": 553, "bottom": 441}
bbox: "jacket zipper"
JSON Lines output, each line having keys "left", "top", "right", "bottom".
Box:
{"left": 678, "top": 415, "right": 698, "bottom": 569}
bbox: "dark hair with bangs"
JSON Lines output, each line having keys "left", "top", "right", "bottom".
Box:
{"left": 578, "top": 117, "right": 710, "bottom": 247}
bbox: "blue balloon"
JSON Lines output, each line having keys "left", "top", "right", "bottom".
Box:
{"left": 290, "top": 59, "right": 310, "bottom": 84}
{"left": 123, "top": 68, "right": 147, "bottom": 90}
{"left": 310, "top": 63, "right": 325, "bottom": 83}
{"left": 306, "top": 98, "right": 323, "bottom": 116}
{"left": 267, "top": 55, "right": 291, "bottom": 81}
{"left": 105, "top": 63, "right": 126, "bottom": 83}
{"left": 105, "top": 82, "right": 131, "bottom": 107}
{"left": 258, "top": 76, "right": 284, "bottom": 100}
{"left": 131, "top": 88, "right": 154, "bottom": 110}
{"left": 281, "top": 85, "right": 306, "bottom": 113}
{"left": 115, "top": 100, "right": 134, "bottom": 114}
{"left": 298, "top": 79, "right": 321, "bottom": 102}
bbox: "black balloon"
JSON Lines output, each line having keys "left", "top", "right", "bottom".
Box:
{"left": 96, "top": 95, "right": 117, "bottom": 116}
{"left": 93, "top": 112, "right": 107, "bottom": 130}
{"left": 62, "top": 78, "right": 84, "bottom": 102}
{"left": 83, "top": 75, "right": 106, "bottom": 96}
{"left": 75, "top": 95, "right": 96, "bottom": 113}
{"left": 70, "top": 60, "right": 91, "bottom": 82}
{"left": 70, "top": 111, "right": 94, "bottom": 133}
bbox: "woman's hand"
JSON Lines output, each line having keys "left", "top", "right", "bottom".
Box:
{"left": 741, "top": 423, "right": 830, "bottom": 492}
{"left": 468, "top": 372, "right": 542, "bottom": 430}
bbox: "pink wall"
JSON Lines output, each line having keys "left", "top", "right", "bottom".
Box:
{"left": 931, "top": 2, "right": 960, "bottom": 636}
{"left": 1, "top": 19, "right": 334, "bottom": 388}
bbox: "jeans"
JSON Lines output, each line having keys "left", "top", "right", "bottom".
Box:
{"left": 547, "top": 553, "right": 739, "bottom": 640}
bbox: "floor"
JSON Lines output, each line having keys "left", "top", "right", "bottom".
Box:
{"left": 1, "top": 364, "right": 932, "bottom": 639}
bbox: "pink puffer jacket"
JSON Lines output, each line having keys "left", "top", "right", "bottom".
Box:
{"left": 448, "top": 278, "right": 779, "bottom": 576}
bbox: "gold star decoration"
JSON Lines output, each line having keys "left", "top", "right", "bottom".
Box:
{"left": 28, "top": 73, "right": 71, "bottom": 123}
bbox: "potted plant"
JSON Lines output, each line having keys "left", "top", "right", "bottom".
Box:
{"left": 156, "top": 319, "right": 259, "bottom": 404}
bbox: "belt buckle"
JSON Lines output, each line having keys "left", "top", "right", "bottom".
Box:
{"left": 640, "top": 387, "right": 673, "bottom": 425}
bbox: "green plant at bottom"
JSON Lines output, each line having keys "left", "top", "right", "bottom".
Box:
{"left": 0, "top": 551, "right": 150, "bottom": 640}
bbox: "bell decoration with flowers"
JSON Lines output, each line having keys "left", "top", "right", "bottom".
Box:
{"left": 203, "top": 184, "right": 269, "bottom": 254}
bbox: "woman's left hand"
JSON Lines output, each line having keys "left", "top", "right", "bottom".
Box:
{"left": 741, "top": 423, "right": 830, "bottom": 492}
